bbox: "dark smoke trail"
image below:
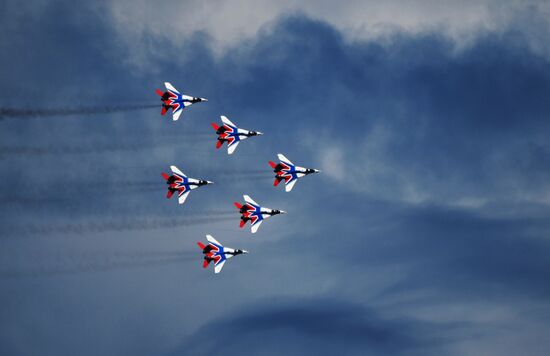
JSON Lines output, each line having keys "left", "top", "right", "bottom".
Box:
{"left": 0, "top": 135, "right": 213, "bottom": 157}
{"left": 0, "top": 181, "right": 161, "bottom": 206}
{"left": 5, "top": 213, "right": 236, "bottom": 238}
{"left": 0, "top": 251, "right": 195, "bottom": 279}
{"left": 0, "top": 104, "right": 158, "bottom": 119}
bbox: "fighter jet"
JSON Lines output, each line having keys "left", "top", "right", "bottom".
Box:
{"left": 211, "top": 115, "right": 263, "bottom": 155}
{"left": 155, "top": 82, "right": 207, "bottom": 121}
{"left": 269, "top": 153, "right": 320, "bottom": 192}
{"left": 161, "top": 165, "right": 213, "bottom": 204}
{"left": 197, "top": 234, "right": 248, "bottom": 273}
{"left": 234, "top": 195, "right": 285, "bottom": 233}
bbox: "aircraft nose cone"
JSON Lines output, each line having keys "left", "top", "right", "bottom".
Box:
{"left": 207, "top": 181, "right": 214, "bottom": 184}
{"left": 242, "top": 250, "right": 249, "bottom": 254}
{"left": 201, "top": 98, "right": 208, "bottom": 102}
{"left": 257, "top": 131, "right": 264, "bottom": 135}
{"left": 280, "top": 210, "right": 287, "bottom": 214}
{"left": 314, "top": 169, "right": 320, "bottom": 173}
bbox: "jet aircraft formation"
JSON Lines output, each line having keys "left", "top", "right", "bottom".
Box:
{"left": 156, "top": 82, "right": 319, "bottom": 273}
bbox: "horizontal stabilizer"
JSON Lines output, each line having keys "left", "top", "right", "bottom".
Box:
{"left": 273, "top": 178, "right": 280, "bottom": 186}
{"left": 234, "top": 202, "right": 242, "bottom": 209}
{"left": 211, "top": 122, "right": 219, "bottom": 130}
{"left": 161, "top": 172, "right": 170, "bottom": 180}
{"left": 239, "top": 220, "right": 246, "bottom": 228}
{"left": 269, "top": 161, "right": 277, "bottom": 169}
{"left": 166, "top": 190, "right": 174, "bottom": 199}
{"left": 197, "top": 242, "right": 206, "bottom": 250}
{"left": 155, "top": 89, "right": 164, "bottom": 97}
{"left": 203, "top": 260, "right": 210, "bottom": 268}
{"left": 216, "top": 140, "right": 223, "bottom": 149}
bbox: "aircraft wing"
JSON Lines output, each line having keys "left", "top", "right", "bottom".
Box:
{"left": 214, "top": 260, "right": 226, "bottom": 273}
{"left": 164, "top": 82, "right": 180, "bottom": 95}
{"left": 221, "top": 115, "right": 237, "bottom": 128}
{"left": 251, "top": 220, "right": 263, "bottom": 233}
{"left": 170, "top": 165, "right": 187, "bottom": 177}
{"left": 206, "top": 234, "right": 222, "bottom": 246}
{"left": 278, "top": 153, "right": 294, "bottom": 166}
{"left": 227, "top": 141, "right": 240, "bottom": 155}
{"left": 172, "top": 108, "right": 183, "bottom": 121}
{"left": 178, "top": 190, "right": 190, "bottom": 204}
{"left": 285, "top": 178, "right": 298, "bottom": 192}
{"left": 243, "top": 195, "right": 259, "bottom": 207}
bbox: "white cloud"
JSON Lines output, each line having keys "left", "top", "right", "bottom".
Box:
{"left": 103, "top": 0, "right": 549, "bottom": 55}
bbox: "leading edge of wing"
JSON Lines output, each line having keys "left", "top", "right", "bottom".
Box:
{"left": 214, "top": 260, "right": 226, "bottom": 273}
{"left": 170, "top": 165, "right": 187, "bottom": 177}
{"left": 285, "top": 178, "right": 298, "bottom": 192}
{"left": 206, "top": 234, "right": 222, "bottom": 246}
{"left": 220, "top": 115, "right": 237, "bottom": 128}
{"left": 277, "top": 153, "right": 294, "bottom": 166}
{"left": 227, "top": 141, "right": 240, "bottom": 155}
{"left": 251, "top": 220, "right": 263, "bottom": 233}
{"left": 178, "top": 190, "right": 190, "bottom": 204}
{"left": 243, "top": 194, "right": 259, "bottom": 207}
{"left": 172, "top": 108, "right": 183, "bottom": 121}
{"left": 164, "top": 82, "right": 180, "bottom": 94}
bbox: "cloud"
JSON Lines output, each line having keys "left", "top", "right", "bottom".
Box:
{"left": 169, "top": 297, "right": 459, "bottom": 356}
{"left": 103, "top": 0, "right": 550, "bottom": 55}
{"left": 2, "top": 3, "right": 550, "bottom": 356}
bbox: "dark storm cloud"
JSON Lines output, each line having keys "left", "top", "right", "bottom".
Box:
{"left": 169, "top": 297, "right": 461, "bottom": 356}
{"left": 137, "top": 10, "right": 550, "bottom": 204}
{"left": 292, "top": 195, "right": 550, "bottom": 302}
{"left": 1, "top": 1, "right": 550, "bottom": 356}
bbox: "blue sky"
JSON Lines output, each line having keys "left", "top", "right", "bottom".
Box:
{"left": 1, "top": 1, "right": 550, "bottom": 355}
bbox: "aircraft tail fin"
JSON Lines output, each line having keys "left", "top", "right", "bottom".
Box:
{"left": 216, "top": 140, "right": 223, "bottom": 149}
{"left": 239, "top": 219, "right": 246, "bottom": 228}
{"left": 197, "top": 242, "right": 206, "bottom": 250}
{"left": 274, "top": 178, "right": 281, "bottom": 186}
{"left": 269, "top": 161, "right": 277, "bottom": 168}
{"left": 161, "top": 172, "right": 170, "bottom": 180}
{"left": 155, "top": 89, "right": 164, "bottom": 97}
{"left": 202, "top": 259, "right": 210, "bottom": 268}
{"left": 161, "top": 105, "right": 169, "bottom": 115}
{"left": 234, "top": 202, "right": 242, "bottom": 209}
{"left": 211, "top": 122, "right": 220, "bottom": 130}
{"left": 166, "top": 190, "right": 174, "bottom": 199}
